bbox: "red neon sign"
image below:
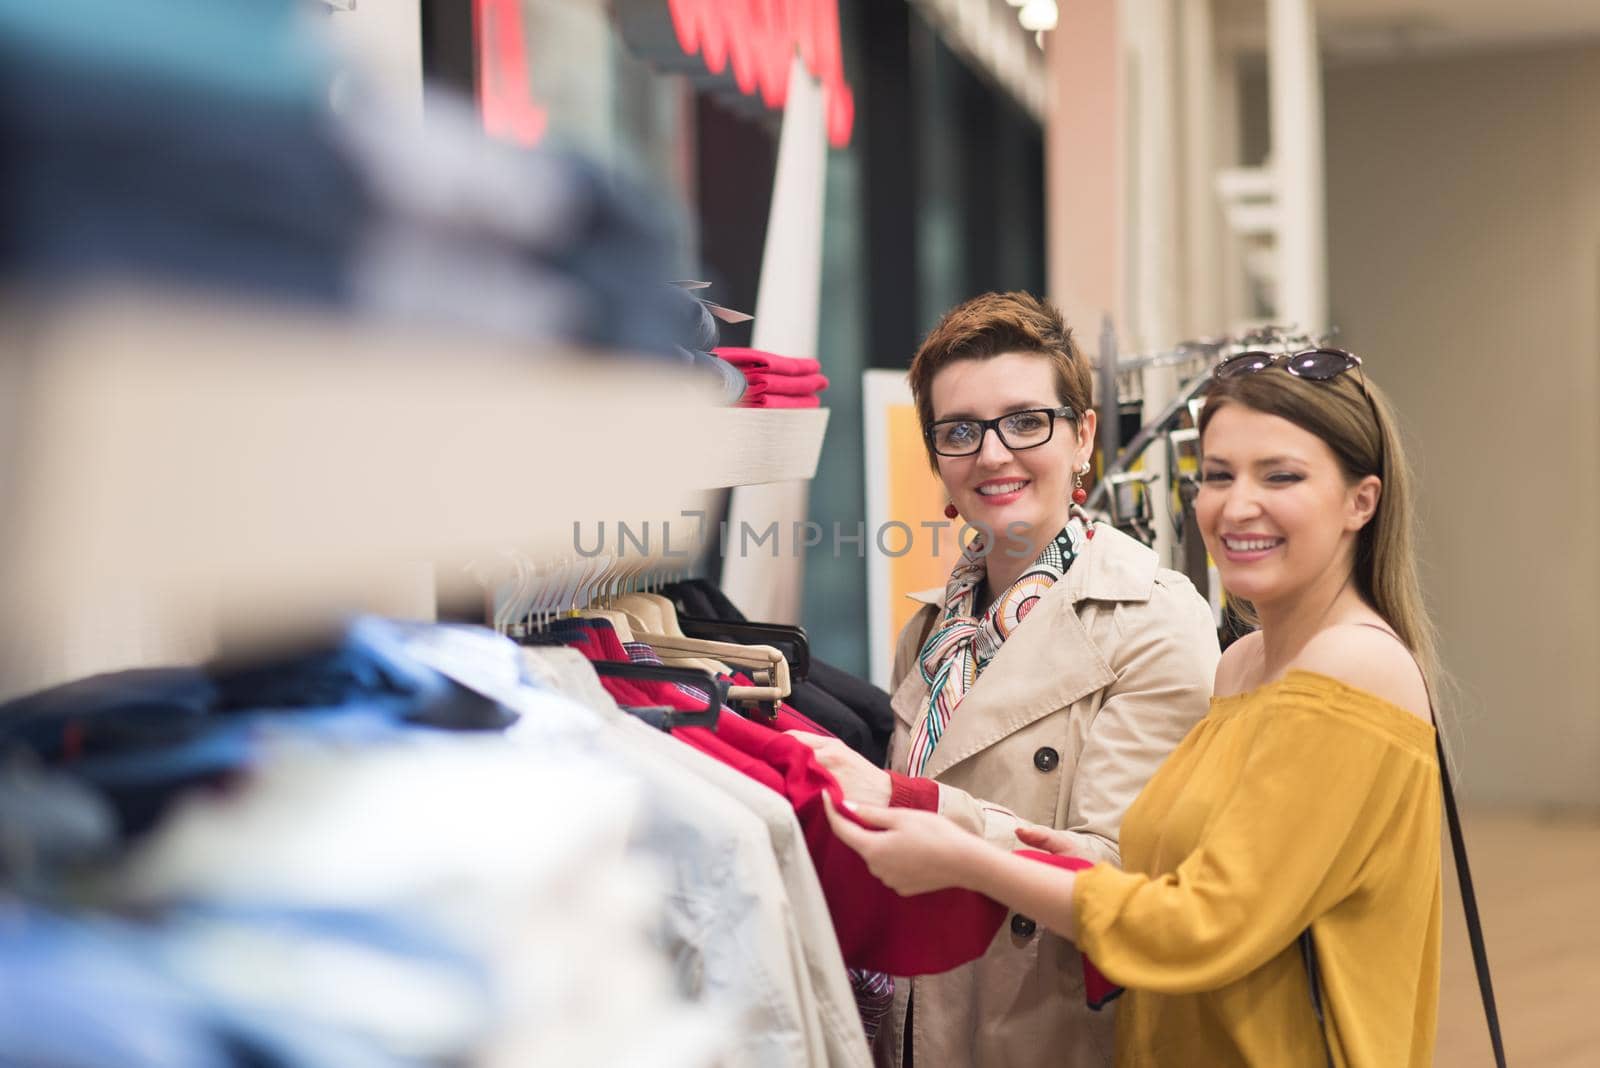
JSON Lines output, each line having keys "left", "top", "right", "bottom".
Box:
{"left": 475, "top": 0, "right": 548, "bottom": 146}
{"left": 474, "top": 1, "right": 856, "bottom": 150}
{"left": 666, "top": 0, "right": 856, "bottom": 148}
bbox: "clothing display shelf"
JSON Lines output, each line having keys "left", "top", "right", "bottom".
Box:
{"left": 0, "top": 287, "right": 829, "bottom": 698}
{"left": 698, "top": 408, "right": 830, "bottom": 488}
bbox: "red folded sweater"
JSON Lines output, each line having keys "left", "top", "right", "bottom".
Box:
{"left": 759, "top": 372, "right": 831, "bottom": 396}
{"left": 715, "top": 346, "right": 822, "bottom": 377}
{"left": 741, "top": 393, "right": 822, "bottom": 409}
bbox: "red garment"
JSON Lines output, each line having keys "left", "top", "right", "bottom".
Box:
{"left": 561, "top": 627, "right": 790, "bottom": 796}
{"left": 1014, "top": 851, "right": 1123, "bottom": 1009}
{"left": 741, "top": 392, "right": 822, "bottom": 409}
{"left": 714, "top": 347, "right": 822, "bottom": 377}
{"left": 887, "top": 770, "right": 940, "bottom": 811}
{"left": 674, "top": 721, "right": 788, "bottom": 795}
{"left": 708, "top": 708, "right": 1009, "bottom": 975}
{"left": 714, "top": 347, "right": 828, "bottom": 408}
{"left": 756, "top": 372, "right": 831, "bottom": 397}
{"left": 723, "top": 671, "right": 825, "bottom": 735}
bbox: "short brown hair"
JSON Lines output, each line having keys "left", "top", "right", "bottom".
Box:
{"left": 907, "top": 292, "right": 1093, "bottom": 468}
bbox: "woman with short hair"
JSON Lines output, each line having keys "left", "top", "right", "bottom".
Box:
{"left": 790, "top": 291, "right": 1219, "bottom": 1067}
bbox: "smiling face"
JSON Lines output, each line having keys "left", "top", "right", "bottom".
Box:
{"left": 928, "top": 351, "right": 1095, "bottom": 541}
{"left": 1195, "top": 402, "right": 1381, "bottom": 610}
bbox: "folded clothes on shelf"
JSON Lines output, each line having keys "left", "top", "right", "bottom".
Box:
{"left": 0, "top": 0, "right": 694, "bottom": 364}
{"left": 741, "top": 391, "right": 824, "bottom": 409}
{"left": 714, "top": 348, "right": 824, "bottom": 378}
{"left": 713, "top": 347, "right": 830, "bottom": 408}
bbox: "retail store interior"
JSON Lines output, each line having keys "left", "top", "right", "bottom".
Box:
{"left": 0, "top": 0, "right": 1594, "bottom": 1065}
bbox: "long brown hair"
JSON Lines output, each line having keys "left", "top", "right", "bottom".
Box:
{"left": 1198, "top": 366, "right": 1440, "bottom": 691}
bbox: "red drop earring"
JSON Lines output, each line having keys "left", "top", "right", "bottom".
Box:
{"left": 944, "top": 502, "right": 960, "bottom": 520}
{"left": 1074, "top": 463, "right": 1096, "bottom": 539}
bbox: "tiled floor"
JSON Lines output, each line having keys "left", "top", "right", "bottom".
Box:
{"left": 1435, "top": 810, "right": 1600, "bottom": 1066}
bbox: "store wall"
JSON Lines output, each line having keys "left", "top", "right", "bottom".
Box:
{"left": 1045, "top": 0, "right": 1121, "bottom": 337}
{"left": 1324, "top": 43, "right": 1600, "bottom": 809}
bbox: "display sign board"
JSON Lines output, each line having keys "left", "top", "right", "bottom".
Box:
{"left": 863, "top": 370, "right": 963, "bottom": 690}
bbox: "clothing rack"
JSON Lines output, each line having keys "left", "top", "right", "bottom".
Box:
{"left": 1091, "top": 329, "right": 1225, "bottom": 431}
{"left": 1084, "top": 374, "right": 1210, "bottom": 514}
{"left": 1085, "top": 322, "right": 1235, "bottom": 603}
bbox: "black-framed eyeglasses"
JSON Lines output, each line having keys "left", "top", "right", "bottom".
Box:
{"left": 1213, "top": 347, "right": 1369, "bottom": 399}
{"left": 925, "top": 406, "right": 1078, "bottom": 457}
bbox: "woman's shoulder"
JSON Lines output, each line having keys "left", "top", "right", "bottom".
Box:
{"left": 1213, "top": 630, "right": 1263, "bottom": 697}
{"left": 1288, "top": 624, "right": 1431, "bottom": 724}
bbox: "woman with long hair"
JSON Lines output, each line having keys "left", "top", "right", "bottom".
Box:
{"left": 827, "top": 348, "right": 1446, "bottom": 1066}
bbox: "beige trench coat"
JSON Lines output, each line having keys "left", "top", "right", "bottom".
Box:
{"left": 874, "top": 525, "right": 1220, "bottom": 1068}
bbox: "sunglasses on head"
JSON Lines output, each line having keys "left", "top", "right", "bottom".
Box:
{"left": 1213, "top": 347, "right": 1365, "bottom": 387}
{"left": 1214, "top": 346, "right": 1378, "bottom": 414}
{"left": 1212, "top": 346, "right": 1384, "bottom": 462}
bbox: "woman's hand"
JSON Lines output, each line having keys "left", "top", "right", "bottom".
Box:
{"left": 786, "top": 731, "right": 892, "bottom": 807}
{"left": 1014, "top": 823, "right": 1082, "bottom": 856}
{"left": 822, "top": 793, "right": 988, "bottom": 896}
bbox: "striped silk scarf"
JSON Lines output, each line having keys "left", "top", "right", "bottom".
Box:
{"left": 906, "top": 521, "right": 1085, "bottom": 776}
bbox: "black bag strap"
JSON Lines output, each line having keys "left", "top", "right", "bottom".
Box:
{"left": 1302, "top": 731, "right": 1506, "bottom": 1067}
{"left": 1299, "top": 928, "right": 1333, "bottom": 1068}
{"left": 1435, "top": 734, "right": 1507, "bottom": 1066}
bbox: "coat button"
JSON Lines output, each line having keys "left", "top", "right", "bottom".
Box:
{"left": 1011, "top": 914, "right": 1037, "bottom": 938}
{"left": 1033, "top": 747, "right": 1060, "bottom": 772}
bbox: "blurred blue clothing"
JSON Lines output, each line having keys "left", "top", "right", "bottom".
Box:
{"left": 0, "top": 761, "right": 117, "bottom": 889}
{"left": 0, "top": 0, "right": 697, "bottom": 358}
{"left": 0, "top": 0, "right": 364, "bottom": 304}
{"left": 0, "top": 906, "right": 233, "bottom": 1068}
{"left": 0, "top": 0, "right": 327, "bottom": 105}
{"left": 0, "top": 619, "right": 516, "bottom": 839}
{"left": 0, "top": 902, "right": 484, "bottom": 1068}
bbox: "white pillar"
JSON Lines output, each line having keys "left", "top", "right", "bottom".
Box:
{"left": 1122, "top": 0, "right": 1180, "bottom": 566}
{"left": 1211, "top": 35, "right": 1248, "bottom": 329}
{"left": 1179, "top": 0, "right": 1222, "bottom": 336}
{"left": 1267, "top": 0, "right": 1327, "bottom": 333}
{"left": 1124, "top": 0, "right": 1180, "bottom": 355}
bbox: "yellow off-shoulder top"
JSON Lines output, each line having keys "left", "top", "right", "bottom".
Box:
{"left": 1073, "top": 671, "right": 1442, "bottom": 1067}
